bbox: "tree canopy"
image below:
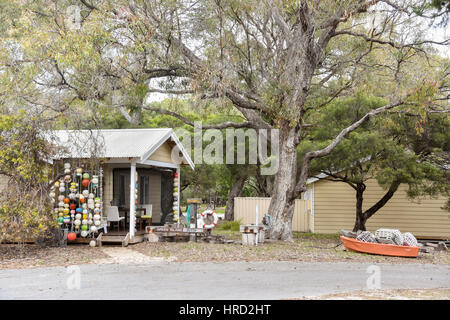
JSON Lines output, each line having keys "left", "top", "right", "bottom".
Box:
{"left": 307, "top": 93, "right": 449, "bottom": 230}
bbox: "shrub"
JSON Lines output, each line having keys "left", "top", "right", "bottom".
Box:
{"left": 0, "top": 111, "right": 58, "bottom": 246}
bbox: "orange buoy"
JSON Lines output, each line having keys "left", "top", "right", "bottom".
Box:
{"left": 82, "top": 179, "right": 90, "bottom": 187}
{"left": 67, "top": 232, "right": 76, "bottom": 241}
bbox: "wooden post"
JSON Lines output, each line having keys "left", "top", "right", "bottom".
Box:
{"left": 255, "top": 204, "right": 259, "bottom": 246}
{"left": 129, "top": 160, "right": 137, "bottom": 238}
{"left": 177, "top": 166, "right": 181, "bottom": 225}
{"left": 187, "top": 198, "right": 202, "bottom": 242}
{"left": 96, "top": 232, "right": 103, "bottom": 247}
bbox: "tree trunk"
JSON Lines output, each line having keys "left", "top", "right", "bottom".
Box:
{"left": 353, "top": 184, "right": 367, "bottom": 232}
{"left": 224, "top": 173, "right": 248, "bottom": 221}
{"left": 267, "top": 124, "right": 299, "bottom": 241}
{"left": 352, "top": 180, "right": 401, "bottom": 232}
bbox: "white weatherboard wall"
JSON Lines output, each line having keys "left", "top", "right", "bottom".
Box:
{"left": 234, "top": 197, "right": 311, "bottom": 232}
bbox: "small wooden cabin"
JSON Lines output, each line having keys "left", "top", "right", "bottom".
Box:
{"left": 50, "top": 128, "right": 194, "bottom": 240}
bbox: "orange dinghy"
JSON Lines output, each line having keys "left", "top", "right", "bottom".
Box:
{"left": 340, "top": 236, "right": 419, "bottom": 258}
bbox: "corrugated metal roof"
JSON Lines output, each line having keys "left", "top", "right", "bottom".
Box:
{"left": 50, "top": 128, "right": 173, "bottom": 160}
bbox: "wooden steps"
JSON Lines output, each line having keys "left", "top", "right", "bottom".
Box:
{"left": 98, "top": 232, "right": 144, "bottom": 246}
{"left": 100, "top": 234, "right": 128, "bottom": 247}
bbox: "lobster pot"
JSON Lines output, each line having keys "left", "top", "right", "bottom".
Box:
{"left": 375, "top": 228, "right": 403, "bottom": 245}
{"left": 356, "top": 231, "right": 376, "bottom": 243}
{"left": 402, "top": 232, "right": 418, "bottom": 247}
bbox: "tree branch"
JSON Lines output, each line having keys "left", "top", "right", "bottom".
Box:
{"left": 294, "top": 98, "right": 406, "bottom": 198}
{"left": 332, "top": 30, "right": 450, "bottom": 49}
{"left": 142, "top": 105, "right": 255, "bottom": 129}
{"left": 363, "top": 180, "right": 401, "bottom": 219}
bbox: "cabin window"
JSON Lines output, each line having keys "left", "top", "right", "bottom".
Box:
{"left": 118, "top": 174, "right": 126, "bottom": 206}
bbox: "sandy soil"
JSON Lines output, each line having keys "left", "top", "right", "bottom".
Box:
{"left": 1, "top": 234, "right": 449, "bottom": 269}
{"left": 132, "top": 237, "right": 450, "bottom": 265}
{"left": 301, "top": 288, "right": 450, "bottom": 300}
{"left": 0, "top": 244, "right": 108, "bottom": 270}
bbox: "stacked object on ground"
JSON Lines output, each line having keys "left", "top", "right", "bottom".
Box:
{"left": 342, "top": 228, "right": 418, "bottom": 247}
{"left": 356, "top": 231, "right": 376, "bottom": 243}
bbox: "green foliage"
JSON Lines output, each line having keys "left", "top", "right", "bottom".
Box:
{"left": 0, "top": 194, "right": 54, "bottom": 243}
{"left": 413, "top": 0, "right": 450, "bottom": 25}
{"left": 306, "top": 92, "right": 449, "bottom": 206}
{"left": 216, "top": 219, "right": 241, "bottom": 232}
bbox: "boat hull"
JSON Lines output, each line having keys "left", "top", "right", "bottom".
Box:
{"left": 340, "top": 236, "right": 419, "bottom": 258}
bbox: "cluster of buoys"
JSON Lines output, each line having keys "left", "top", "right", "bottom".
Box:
{"left": 51, "top": 163, "right": 103, "bottom": 241}
{"left": 132, "top": 173, "right": 138, "bottom": 228}
{"left": 173, "top": 171, "right": 179, "bottom": 222}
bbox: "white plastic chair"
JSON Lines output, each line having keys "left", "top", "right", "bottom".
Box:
{"left": 106, "top": 206, "right": 125, "bottom": 231}
{"left": 141, "top": 204, "right": 153, "bottom": 218}
{"left": 139, "top": 204, "right": 152, "bottom": 230}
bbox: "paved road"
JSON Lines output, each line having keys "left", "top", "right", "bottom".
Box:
{"left": 0, "top": 261, "right": 449, "bottom": 299}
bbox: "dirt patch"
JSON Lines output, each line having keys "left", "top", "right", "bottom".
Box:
{"left": 132, "top": 237, "right": 450, "bottom": 264}
{"left": 0, "top": 244, "right": 108, "bottom": 269}
{"left": 299, "top": 288, "right": 450, "bottom": 300}
{"left": 97, "top": 247, "right": 177, "bottom": 264}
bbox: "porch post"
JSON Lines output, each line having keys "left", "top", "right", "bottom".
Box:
{"left": 129, "top": 160, "right": 137, "bottom": 238}
{"left": 177, "top": 166, "right": 181, "bottom": 225}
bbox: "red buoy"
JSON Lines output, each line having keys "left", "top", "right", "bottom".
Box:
{"left": 67, "top": 232, "right": 76, "bottom": 241}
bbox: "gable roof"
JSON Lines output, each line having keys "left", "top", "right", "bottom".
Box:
{"left": 49, "top": 128, "right": 194, "bottom": 169}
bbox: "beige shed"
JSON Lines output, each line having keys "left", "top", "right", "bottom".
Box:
{"left": 305, "top": 175, "right": 450, "bottom": 240}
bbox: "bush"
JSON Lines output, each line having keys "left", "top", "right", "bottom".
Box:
{"left": 0, "top": 111, "right": 58, "bottom": 246}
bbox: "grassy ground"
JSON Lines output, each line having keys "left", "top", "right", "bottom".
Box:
{"left": 181, "top": 205, "right": 226, "bottom": 215}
